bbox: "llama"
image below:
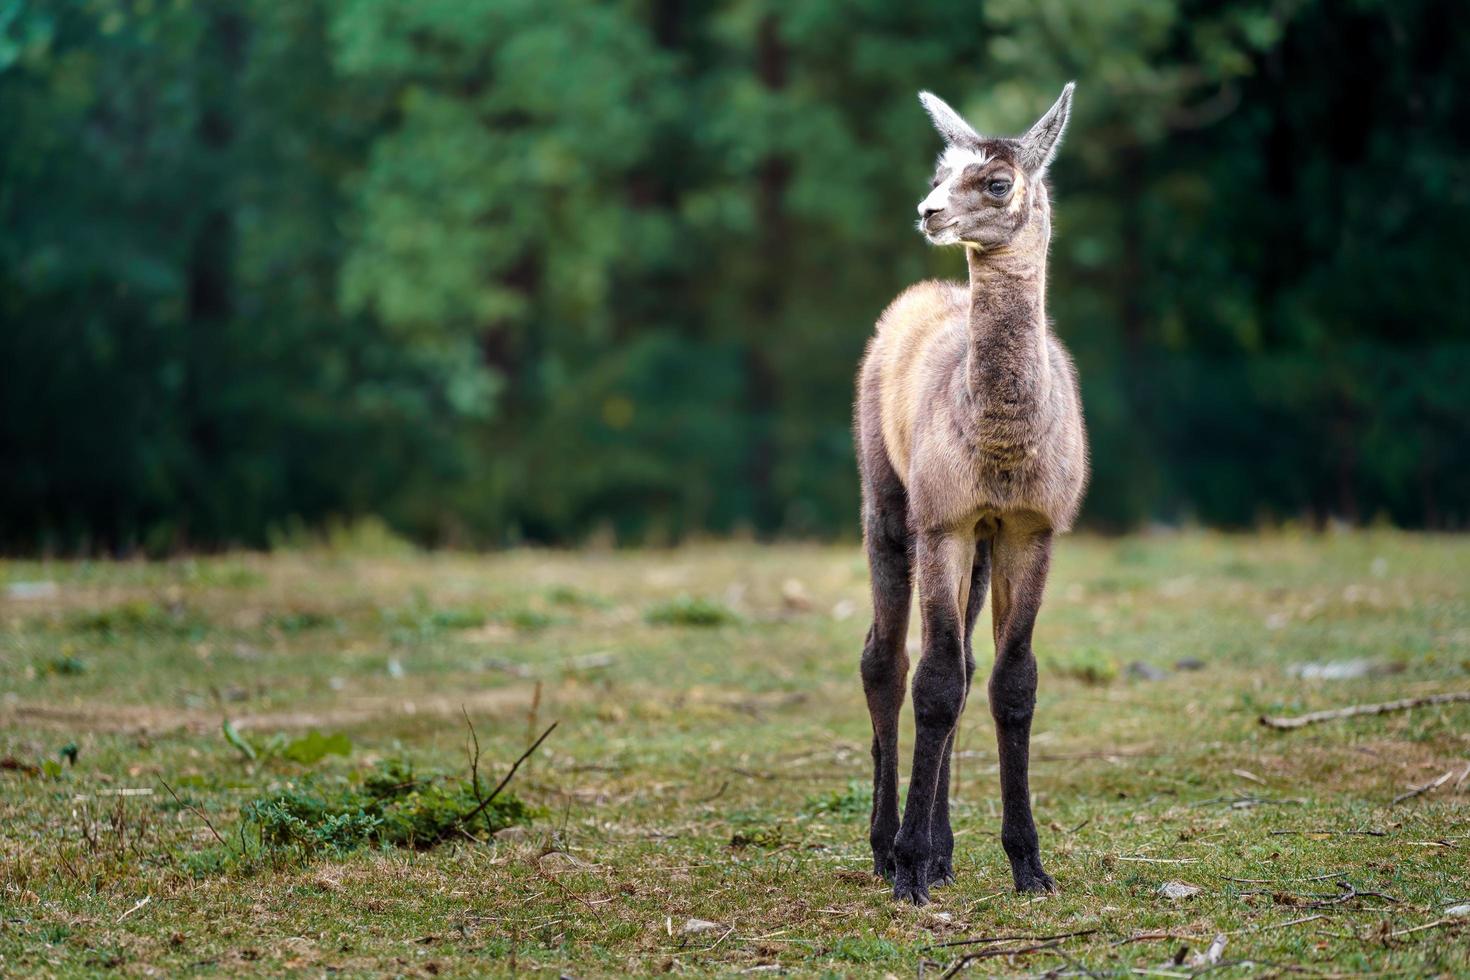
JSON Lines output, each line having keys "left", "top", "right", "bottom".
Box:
{"left": 854, "top": 83, "right": 1087, "bottom": 905}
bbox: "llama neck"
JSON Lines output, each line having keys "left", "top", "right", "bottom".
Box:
{"left": 963, "top": 219, "right": 1050, "bottom": 404}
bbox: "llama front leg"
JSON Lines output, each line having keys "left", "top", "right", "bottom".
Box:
{"left": 989, "top": 523, "right": 1056, "bottom": 894}
{"left": 928, "top": 540, "right": 990, "bottom": 887}
{"left": 892, "top": 529, "right": 973, "bottom": 905}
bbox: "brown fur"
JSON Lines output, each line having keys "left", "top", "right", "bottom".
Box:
{"left": 860, "top": 180, "right": 1087, "bottom": 535}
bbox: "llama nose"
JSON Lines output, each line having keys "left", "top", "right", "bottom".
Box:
{"left": 919, "top": 204, "right": 941, "bottom": 220}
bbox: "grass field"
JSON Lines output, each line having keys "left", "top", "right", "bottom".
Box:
{"left": 2, "top": 531, "right": 1468, "bottom": 977}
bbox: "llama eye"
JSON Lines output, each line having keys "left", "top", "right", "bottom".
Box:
{"left": 930, "top": 177, "right": 942, "bottom": 189}
{"left": 987, "top": 179, "right": 1012, "bottom": 197}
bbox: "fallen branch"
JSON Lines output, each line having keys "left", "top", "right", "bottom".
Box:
{"left": 1390, "top": 917, "right": 1467, "bottom": 938}
{"left": 1221, "top": 872, "right": 1346, "bottom": 884}
{"left": 926, "top": 928, "right": 1097, "bottom": 951}
{"left": 1392, "top": 769, "right": 1456, "bottom": 805}
{"left": 457, "top": 721, "right": 557, "bottom": 828}
{"left": 939, "top": 939, "right": 1061, "bottom": 978}
{"left": 1259, "top": 691, "right": 1470, "bottom": 730}
{"left": 1251, "top": 914, "right": 1325, "bottom": 933}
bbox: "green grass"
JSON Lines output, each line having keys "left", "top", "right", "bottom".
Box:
{"left": 2, "top": 532, "right": 1469, "bottom": 976}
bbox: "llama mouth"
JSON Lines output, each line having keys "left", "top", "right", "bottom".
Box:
{"left": 921, "top": 219, "right": 960, "bottom": 244}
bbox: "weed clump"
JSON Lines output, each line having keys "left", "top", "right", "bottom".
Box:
{"left": 1049, "top": 647, "right": 1119, "bottom": 685}
{"left": 803, "top": 779, "right": 872, "bottom": 818}
{"left": 238, "top": 759, "right": 533, "bottom": 860}
{"left": 645, "top": 595, "right": 737, "bottom": 627}
{"left": 38, "top": 654, "right": 87, "bottom": 676}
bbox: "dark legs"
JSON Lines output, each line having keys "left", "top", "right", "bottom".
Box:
{"left": 862, "top": 504, "right": 1054, "bottom": 904}
{"left": 892, "top": 530, "right": 974, "bottom": 904}
{"left": 859, "top": 479, "right": 913, "bottom": 879}
{"left": 988, "top": 523, "right": 1057, "bottom": 894}
{"left": 927, "top": 540, "right": 990, "bottom": 888}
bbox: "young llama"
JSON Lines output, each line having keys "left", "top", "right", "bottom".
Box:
{"left": 854, "top": 83, "right": 1087, "bottom": 905}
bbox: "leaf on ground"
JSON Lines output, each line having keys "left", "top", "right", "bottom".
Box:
{"left": 1157, "top": 881, "right": 1201, "bottom": 900}
{"left": 222, "top": 719, "right": 256, "bottom": 760}
{"left": 281, "top": 730, "right": 352, "bottom": 765}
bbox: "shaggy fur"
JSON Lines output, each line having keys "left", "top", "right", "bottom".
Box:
{"left": 855, "top": 84, "right": 1088, "bottom": 905}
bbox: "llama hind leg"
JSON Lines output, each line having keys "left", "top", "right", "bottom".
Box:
{"left": 860, "top": 480, "right": 912, "bottom": 879}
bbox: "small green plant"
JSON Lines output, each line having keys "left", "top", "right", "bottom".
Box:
{"left": 729, "top": 824, "right": 788, "bottom": 849}
{"left": 222, "top": 721, "right": 352, "bottom": 766}
{"left": 645, "top": 595, "right": 737, "bottom": 627}
{"left": 266, "top": 610, "right": 340, "bottom": 634}
{"left": 1049, "top": 647, "right": 1119, "bottom": 685}
{"left": 546, "top": 585, "right": 610, "bottom": 608}
{"left": 242, "top": 759, "right": 534, "bottom": 858}
{"left": 428, "top": 607, "right": 488, "bottom": 630}
{"left": 803, "top": 779, "right": 872, "bottom": 818}
{"left": 68, "top": 600, "right": 205, "bottom": 639}
{"left": 497, "top": 607, "right": 560, "bottom": 631}
{"left": 39, "top": 655, "right": 87, "bottom": 676}
{"left": 827, "top": 936, "right": 903, "bottom": 964}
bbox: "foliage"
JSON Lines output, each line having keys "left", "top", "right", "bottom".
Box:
{"left": 644, "top": 595, "right": 738, "bottom": 627}
{"left": 803, "top": 779, "right": 873, "bottom": 818}
{"left": 243, "top": 759, "right": 534, "bottom": 855}
{"left": 1, "top": 0, "right": 1467, "bottom": 550}
{"left": 1048, "top": 647, "right": 1121, "bottom": 686}
{"left": 222, "top": 721, "right": 353, "bottom": 766}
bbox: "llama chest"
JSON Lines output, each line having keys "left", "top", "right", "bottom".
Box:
{"left": 907, "top": 376, "right": 1086, "bottom": 533}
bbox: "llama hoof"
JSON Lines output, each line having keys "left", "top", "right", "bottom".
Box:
{"left": 871, "top": 850, "right": 896, "bottom": 881}
{"left": 927, "top": 858, "right": 955, "bottom": 888}
{"left": 892, "top": 874, "right": 930, "bottom": 906}
{"left": 1013, "top": 868, "right": 1057, "bottom": 894}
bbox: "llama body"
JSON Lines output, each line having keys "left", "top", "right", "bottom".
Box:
{"left": 855, "top": 84, "right": 1087, "bottom": 905}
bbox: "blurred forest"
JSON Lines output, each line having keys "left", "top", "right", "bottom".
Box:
{"left": 2, "top": 0, "right": 1468, "bottom": 552}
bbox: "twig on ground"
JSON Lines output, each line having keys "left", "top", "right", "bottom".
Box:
{"left": 926, "top": 928, "right": 1097, "bottom": 951}
{"left": 694, "top": 781, "right": 729, "bottom": 803}
{"left": 456, "top": 721, "right": 558, "bottom": 827}
{"left": 1229, "top": 881, "right": 1395, "bottom": 915}
{"left": 1111, "top": 932, "right": 1201, "bottom": 948}
{"left": 525, "top": 679, "right": 543, "bottom": 755}
{"left": 534, "top": 862, "right": 605, "bottom": 924}
{"left": 1268, "top": 829, "right": 1385, "bottom": 838}
{"left": 1392, "top": 769, "right": 1456, "bottom": 805}
{"left": 1221, "top": 872, "right": 1346, "bottom": 884}
{"left": 1191, "top": 795, "right": 1306, "bottom": 809}
{"left": 1389, "top": 918, "right": 1467, "bottom": 938}
{"left": 1249, "top": 914, "right": 1326, "bottom": 933}
{"left": 116, "top": 895, "right": 151, "bottom": 922}
{"left": 462, "top": 707, "right": 484, "bottom": 798}
{"left": 939, "top": 939, "right": 1062, "bottom": 978}
{"left": 158, "top": 778, "right": 226, "bottom": 846}
{"left": 1259, "top": 691, "right": 1470, "bottom": 730}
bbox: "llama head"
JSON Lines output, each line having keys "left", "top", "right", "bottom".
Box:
{"left": 915, "top": 83, "right": 1074, "bottom": 250}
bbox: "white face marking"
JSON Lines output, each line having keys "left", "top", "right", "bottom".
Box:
{"left": 917, "top": 146, "right": 991, "bottom": 244}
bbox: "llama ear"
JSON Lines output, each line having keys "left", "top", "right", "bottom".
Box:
{"left": 918, "top": 91, "right": 981, "bottom": 147}
{"left": 1018, "top": 82, "right": 1075, "bottom": 176}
